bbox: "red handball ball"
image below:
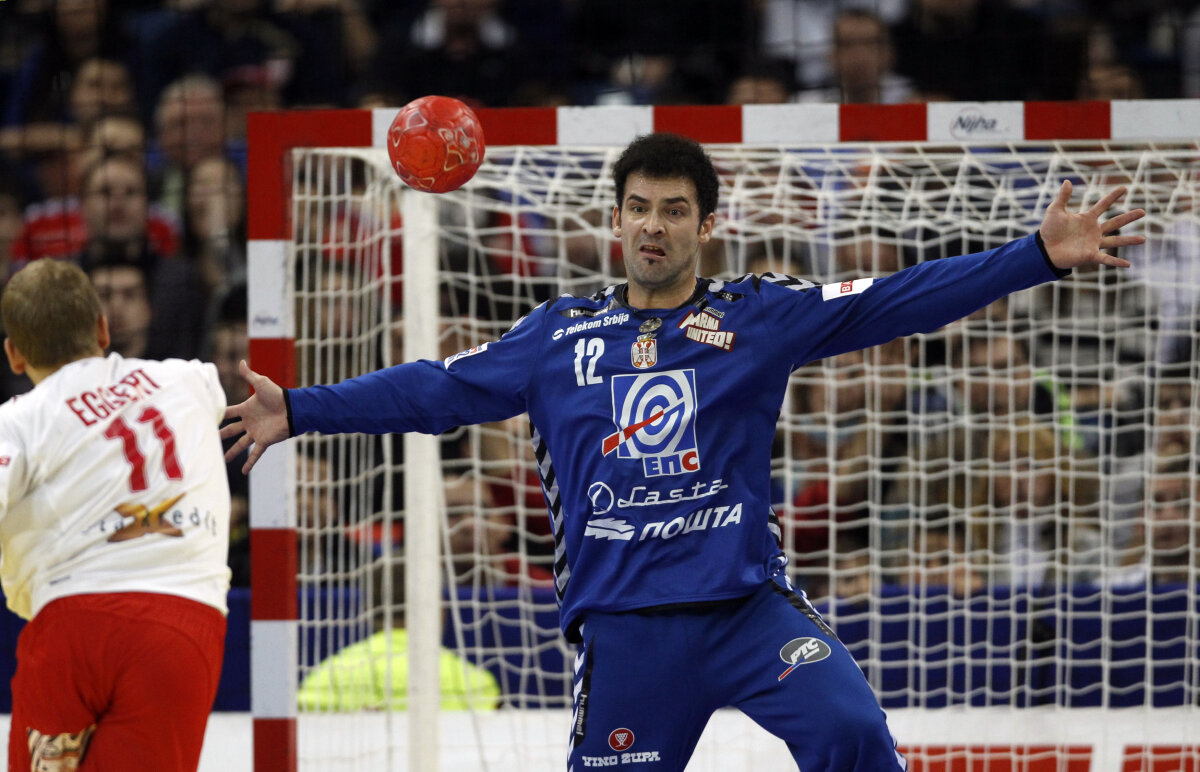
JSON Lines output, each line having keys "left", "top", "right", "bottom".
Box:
{"left": 386, "top": 96, "right": 485, "bottom": 194}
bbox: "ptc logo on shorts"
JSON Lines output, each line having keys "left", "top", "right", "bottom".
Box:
{"left": 608, "top": 728, "right": 635, "bottom": 752}
{"left": 605, "top": 370, "right": 700, "bottom": 478}
{"left": 777, "top": 637, "right": 832, "bottom": 681}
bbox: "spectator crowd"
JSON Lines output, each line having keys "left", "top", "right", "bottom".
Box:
{"left": 0, "top": 0, "right": 1197, "bottom": 601}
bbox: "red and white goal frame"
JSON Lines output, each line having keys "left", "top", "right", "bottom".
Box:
{"left": 245, "top": 100, "right": 1200, "bottom": 772}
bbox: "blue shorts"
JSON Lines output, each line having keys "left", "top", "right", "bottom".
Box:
{"left": 567, "top": 576, "right": 906, "bottom": 771}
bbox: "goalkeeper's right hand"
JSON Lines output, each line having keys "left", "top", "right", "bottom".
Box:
{"left": 221, "top": 360, "right": 291, "bottom": 474}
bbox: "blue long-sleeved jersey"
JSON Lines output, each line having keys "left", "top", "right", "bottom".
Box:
{"left": 287, "top": 233, "right": 1065, "bottom": 640}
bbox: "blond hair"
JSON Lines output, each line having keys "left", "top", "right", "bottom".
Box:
{"left": 1, "top": 259, "right": 103, "bottom": 368}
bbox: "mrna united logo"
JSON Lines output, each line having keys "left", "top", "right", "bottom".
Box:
{"left": 677, "top": 310, "right": 735, "bottom": 351}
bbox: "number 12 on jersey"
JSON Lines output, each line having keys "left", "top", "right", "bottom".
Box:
{"left": 574, "top": 338, "right": 604, "bottom": 386}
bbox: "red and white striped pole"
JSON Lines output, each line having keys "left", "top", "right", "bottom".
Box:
{"left": 245, "top": 110, "right": 373, "bottom": 772}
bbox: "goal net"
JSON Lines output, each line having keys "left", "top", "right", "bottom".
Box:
{"left": 247, "top": 103, "right": 1200, "bottom": 772}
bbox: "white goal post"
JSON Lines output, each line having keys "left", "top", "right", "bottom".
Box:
{"left": 246, "top": 101, "right": 1200, "bottom": 772}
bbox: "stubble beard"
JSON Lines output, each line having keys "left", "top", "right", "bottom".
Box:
{"left": 625, "top": 252, "right": 697, "bottom": 302}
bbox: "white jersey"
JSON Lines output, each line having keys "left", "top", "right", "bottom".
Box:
{"left": 0, "top": 353, "right": 231, "bottom": 620}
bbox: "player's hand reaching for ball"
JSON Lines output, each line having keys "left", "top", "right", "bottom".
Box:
{"left": 221, "top": 360, "right": 291, "bottom": 474}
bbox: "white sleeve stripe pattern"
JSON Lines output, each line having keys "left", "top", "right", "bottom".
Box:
{"left": 759, "top": 272, "right": 819, "bottom": 291}
{"left": 820, "top": 277, "right": 874, "bottom": 300}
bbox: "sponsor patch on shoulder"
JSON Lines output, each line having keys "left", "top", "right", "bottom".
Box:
{"left": 444, "top": 342, "right": 488, "bottom": 367}
{"left": 821, "top": 277, "right": 874, "bottom": 301}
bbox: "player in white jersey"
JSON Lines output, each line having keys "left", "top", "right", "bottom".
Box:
{"left": 0, "top": 259, "right": 230, "bottom": 771}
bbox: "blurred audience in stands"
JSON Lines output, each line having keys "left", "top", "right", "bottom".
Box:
{"left": 0, "top": 173, "right": 23, "bottom": 281}
{"left": 759, "top": 0, "right": 907, "bottom": 96}
{"left": 296, "top": 438, "right": 359, "bottom": 577}
{"left": 296, "top": 556, "right": 502, "bottom": 711}
{"left": 784, "top": 343, "right": 911, "bottom": 595}
{"left": 150, "top": 75, "right": 236, "bottom": 221}
{"left": 76, "top": 156, "right": 207, "bottom": 359}
{"left": 725, "top": 58, "right": 796, "bottom": 105}
{"left": 0, "top": 170, "right": 30, "bottom": 400}
{"left": 365, "top": 0, "right": 530, "bottom": 108}
{"left": 0, "top": 0, "right": 1196, "bottom": 600}
{"left": 797, "top": 9, "right": 914, "bottom": 104}
{"left": 832, "top": 531, "right": 874, "bottom": 606}
{"left": 8, "top": 114, "right": 153, "bottom": 270}
{"left": 3, "top": 0, "right": 131, "bottom": 128}
{"left": 1129, "top": 221, "right": 1200, "bottom": 368}
{"left": 444, "top": 470, "right": 554, "bottom": 589}
{"left": 571, "top": 0, "right": 757, "bottom": 105}
{"left": 1111, "top": 452, "right": 1198, "bottom": 588}
{"left": 183, "top": 154, "right": 247, "bottom": 306}
{"left": 983, "top": 419, "right": 1104, "bottom": 590}
{"left": 87, "top": 260, "right": 154, "bottom": 359}
{"left": 890, "top": 0, "right": 1083, "bottom": 101}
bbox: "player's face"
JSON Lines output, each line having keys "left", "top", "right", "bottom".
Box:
{"left": 612, "top": 173, "right": 714, "bottom": 308}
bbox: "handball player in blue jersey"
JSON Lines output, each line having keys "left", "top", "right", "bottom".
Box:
{"left": 223, "top": 133, "right": 1144, "bottom": 771}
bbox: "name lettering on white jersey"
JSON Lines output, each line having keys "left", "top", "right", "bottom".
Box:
{"left": 65, "top": 368, "right": 161, "bottom": 426}
{"left": 821, "top": 277, "right": 874, "bottom": 301}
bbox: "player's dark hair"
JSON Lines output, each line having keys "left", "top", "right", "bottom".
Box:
{"left": 613, "top": 133, "right": 720, "bottom": 223}
{"left": 2, "top": 259, "right": 103, "bottom": 368}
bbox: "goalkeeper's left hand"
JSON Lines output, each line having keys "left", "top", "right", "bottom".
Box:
{"left": 1040, "top": 179, "right": 1145, "bottom": 270}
